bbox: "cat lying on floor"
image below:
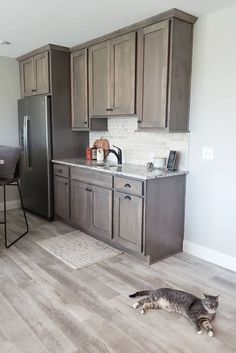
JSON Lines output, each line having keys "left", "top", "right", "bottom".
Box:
{"left": 129, "top": 287, "right": 219, "bottom": 337}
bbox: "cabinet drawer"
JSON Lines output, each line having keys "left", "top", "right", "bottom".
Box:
{"left": 54, "top": 164, "right": 69, "bottom": 178}
{"left": 114, "top": 176, "right": 143, "bottom": 196}
{"left": 71, "top": 167, "right": 113, "bottom": 189}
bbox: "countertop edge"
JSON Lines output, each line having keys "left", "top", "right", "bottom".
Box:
{"left": 52, "top": 159, "right": 188, "bottom": 180}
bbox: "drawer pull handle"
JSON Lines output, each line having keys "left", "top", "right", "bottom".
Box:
{"left": 86, "top": 187, "right": 92, "bottom": 192}
{"left": 124, "top": 183, "right": 131, "bottom": 188}
{"left": 65, "top": 182, "right": 68, "bottom": 186}
{"left": 124, "top": 195, "right": 131, "bottom": 200}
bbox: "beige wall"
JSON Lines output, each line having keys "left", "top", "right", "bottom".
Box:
{"left": 185, "top": 5, "right": 236, "bottom": 269}
{"left": 0, "top": 56, "right": 20, "bottom": 204}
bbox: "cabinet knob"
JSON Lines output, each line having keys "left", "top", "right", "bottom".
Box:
{"left": 65, "top": 182, "right": 68, "bottom": 185}
{"left": 84, "top": 121, "right": 87, "bottom": 124}
{"left": 106, "top": 108, "right": 110, "bottom": 111}
{"left": 124, "top": 195, "right": 131, "bottom": 200}
{"left": 137, "top": 120, "right": 141, "bottom": 124}
{"left": 32, "top": 89, "right": 37, "bottom": 92}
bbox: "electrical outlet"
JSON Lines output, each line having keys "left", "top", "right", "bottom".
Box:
{"left": 202, "top": 146, "right": 214, "bottom": 160}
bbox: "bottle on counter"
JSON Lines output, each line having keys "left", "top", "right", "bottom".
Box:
{"left": 91, "top": 147, "right": 97, "bottom": 160}
{"left": 86, "top": 147, "right": 92, "bottom": 160}
{"left": 96, "top": 148, "right": 104, "bottom": 163}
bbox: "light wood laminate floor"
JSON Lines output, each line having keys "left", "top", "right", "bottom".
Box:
{"left": 0, "top": 209, "right": 235, "bottom": 353}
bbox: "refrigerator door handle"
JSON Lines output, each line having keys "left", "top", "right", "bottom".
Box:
{"left": 23, "top": 115, "right": 31, "bottom": 172}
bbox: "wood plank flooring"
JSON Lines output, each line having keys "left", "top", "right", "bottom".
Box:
{"left": 0, "top": 209, "right": 235, "bottom": 353}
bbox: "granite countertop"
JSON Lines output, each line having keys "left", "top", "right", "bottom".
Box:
{"left": 52, "top": 158, "right": 187, "bottom": 180}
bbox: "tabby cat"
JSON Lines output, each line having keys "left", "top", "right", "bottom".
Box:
{"left": 129, "top": 288, "right": 219, "bottom": 337}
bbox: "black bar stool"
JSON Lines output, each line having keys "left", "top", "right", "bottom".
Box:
{"left": 0, "top": 146, "right": 29, "bottom": 248}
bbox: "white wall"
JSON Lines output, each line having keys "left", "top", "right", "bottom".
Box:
{"left": 90, "top": 119, "right": 189, "bottom": 170}
{"left": 184, "top": 6, "right": 236, "bottom": 270}
{"left": 0, "top": 56, "right": 20, "bottom": 205}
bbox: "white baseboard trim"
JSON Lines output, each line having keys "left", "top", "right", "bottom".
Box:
{"left": 0, "top": 199, "right": 21, "bottom": 211}
{"left": 183, "top": 240, "right": 236, "bottom": 272}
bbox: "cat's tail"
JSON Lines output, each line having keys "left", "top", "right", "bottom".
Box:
{"left": 129, "top": 290, "right": 152, "bottom": 298}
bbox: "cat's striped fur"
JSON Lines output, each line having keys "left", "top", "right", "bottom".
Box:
{"left": 129, "top": 288, "right": 219, "bottom": 337}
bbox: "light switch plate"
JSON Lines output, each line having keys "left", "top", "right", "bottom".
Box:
{"left": 202, "top": 146, "right": 214, "bottom": 160}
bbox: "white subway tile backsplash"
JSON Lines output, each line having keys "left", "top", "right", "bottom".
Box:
{"left": 90, "top": 117, "right": 189, "bottom": 170}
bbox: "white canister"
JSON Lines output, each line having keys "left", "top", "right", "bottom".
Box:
{"left": 96, "top": 148, "right": 104, "bottom": 162}
{"left": 153, "top": 157, "right": 166, "bottom": 169}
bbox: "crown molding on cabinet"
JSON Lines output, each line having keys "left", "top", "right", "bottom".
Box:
{"left": 70, "top": 8, "right": 197, "bottom": 53}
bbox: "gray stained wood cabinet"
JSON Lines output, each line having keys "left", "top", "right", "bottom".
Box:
{"left": 53, "top": 163, "right": 186, "bottom": 264}
{"left": 54, "top": 175, "right": 70, "bottom": 221}
{"left": 88, "top": 32, "right": 136, "bottom": 117}
{"left": 71, "top": 179, "right": 112, "bottom": 240}
{"left": 113, "top": 191, "right": 143, "bottom": 252}
{"left": 20, "top": 51, "right": 49, "bottom": 97}
{"left": 71, "top": 49, "right": 89, "bottom": 130}
{"left": 137, "top": 18, "right": 194, "bottom": 131}
{"left": 137, "top": 21, "right": 169, "bottom": 129}
{"left": 71, "top": 9, "right": 196, "bottom": 132}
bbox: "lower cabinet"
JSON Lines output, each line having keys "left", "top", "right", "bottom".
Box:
{"left": 113, "top": 191, "right": 143, "bottom": 252}
{"left": 54, "top": 175, "right": 69, "bottom": 221}
{"left": 90, "top": 185, "right": 112, "bottom": 240}
{"left": 71, "top": 180, "right": 90, "bottom": 230}
{"left": 54, "top": 163, "right": 186, "bottom": 264}
{"left": 71, "top": 179, "right": 112, "bottom": 240}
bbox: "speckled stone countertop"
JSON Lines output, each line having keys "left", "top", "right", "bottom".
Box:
{"left": 52, "top": 158, "right": 187, "bottom": 180}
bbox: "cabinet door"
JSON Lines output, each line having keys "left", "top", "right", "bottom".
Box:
{"left": 71, "top": 180, "right": 90, "bottom": 231}
{"left": 54, "top": 176, "right": 69, "bottom": 221}
{"left": 71, "top": 49, "right": 89, "bottom": 130}
{"left": 137, "top": 20, "right": 169, "bottom": 129}
{"left": 34, "top": 51, "right": 50, "bottom": 95}
{"left": 89, "top": 41, "right": 110, "bottom": 116}
{"left": 110, "top": 32, "right": 136, "bottom": 115}
{"left": 114, "top": 192, "right": 143, "bottom": 252}
{"left": 20, "top": 57, "right": 34, "bottom": 97}
{"left": 90, "top": 185, "right": 112, "bottom": 240}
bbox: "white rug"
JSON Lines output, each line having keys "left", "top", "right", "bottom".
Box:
{"left": 36, "top": 231, "right": 123, "bottom": 269}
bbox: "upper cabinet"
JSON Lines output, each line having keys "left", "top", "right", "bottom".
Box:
{"left": 71, "top": 9, "right": 197, "bottom": 132}
{"left": 89, "top": 41, "right": 110, "bottom": 117}
{"left": 20, "top": 51, "right": 49, "bottom": 97}
{"left": 110, "top": 32, "right": 136, "bottom": 115}
{"left": 137, "top": 21, "right": 169, "bottom": 129}
{"left": 71, "top": 49, "right": 89, "bottom": 130}
{"left": 137, "top": 18, "right": 194, "bottom": 132}
{"left": 88, "top": 32, "right": 136, "bottom": 117}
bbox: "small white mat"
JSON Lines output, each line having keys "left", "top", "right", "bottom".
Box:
{"left": 36, "top": 231, "right": 123, "bottom": 269}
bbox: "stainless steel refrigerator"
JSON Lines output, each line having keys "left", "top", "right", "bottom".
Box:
{"left": 18, "top": 95, "right": 53, "bottom": 220}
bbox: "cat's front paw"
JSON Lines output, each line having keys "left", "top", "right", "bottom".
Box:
{"left": 141, "top": 309, "right": 145, "bottom": 315}
{"left": 208, "top": 330, "right": 214, "bottom": 337}
{"left": 197, "top": 330, "right": 203, "bottom": 335}
{"left": 133, "top": 302, "right": 139, "bottom": 309}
